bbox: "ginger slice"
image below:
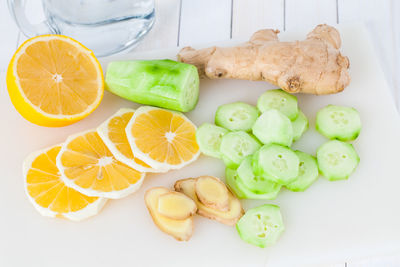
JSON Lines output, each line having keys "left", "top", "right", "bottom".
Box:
{"left": 144, "top": 187, "right": 194, "bottom": 241}
{"left": 195, "top": 176, "right": 229, "bottom": 211}
{"left": 157, "top": 192, "right": 197, "bottom": 220}
{"left": 175, "top": 178, "right": 244, "bottom": 226}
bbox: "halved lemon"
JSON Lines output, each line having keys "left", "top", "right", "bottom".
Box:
{"left": 6, "top": 35, "right": 104, "bottom": 127}
{"left": 126, "top": 106, "right": 200, "bottom": 170}
{"left": 56, "top": 130, "right": 145, "bottom": 199}
{"left": 23, "top": 145, "right": 107, "bottom": 221}
{"left": 97, "top": 108, "right": 164, "bottom": 173}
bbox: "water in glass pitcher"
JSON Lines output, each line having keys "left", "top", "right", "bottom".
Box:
{"left": 42, "top": 0, "right": 155, "bottom": 56}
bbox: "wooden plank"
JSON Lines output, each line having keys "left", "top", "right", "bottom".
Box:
{"left": 179, "top": 0, "right": 232, "bottom": 47}
{"left": 391, "top": 0, "right": 400, "bottom": 109}
{"left": 0, "top": 1, "right": 21, "bottom": 71}
{"left": 134, "top": 0, "right": 181, "bottom": 52}
{"left": 338, "top": 0, "right": 398, "bottom": 108}
{"left": 338, "top": 0, "right": 389, "bottom": 22}
{"left": 232, "top": 0, "right": 284, "bottom": 40}
{"left": 285, "top": 0, "right": 337, "bottom": 31}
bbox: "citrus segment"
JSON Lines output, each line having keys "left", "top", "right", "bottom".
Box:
{"left": 23, "top": 145, "right": 107, "bottom": 221}
{"left": 57, "top": 130, "right": 145, "bottom": 199}
{"left": 126, "top": 106, "right": 200, "bottom": 170}
{"left": 97, "top": 108, "right": 162, "bottom": 173}
{"left": 6, "top": 35, "right": 104, "bottom": 127}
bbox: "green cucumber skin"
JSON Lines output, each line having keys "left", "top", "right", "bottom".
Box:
{"left": 226, "top": 168, "right": 280, "bottom": 200}
{"left": 285, "top": 151, "right": 319, "bottom": 192}
{"left": 292, "top": 111, "right": 309, "bottom": 142}
{"left": 105, "top": 59, "right": 199, "bottom": 112}
{"left": 237, "top": 156, "right": 281, "bottom": 198}
{"left": 257, "top": 89, "right": 299, "bottom": 120}
{"left": 222, "top": 156, "right": 240, "bottom": 169}
{"left": 225, "top": 168, "right": 246, "bottom": 198}
{"left": 317, "top": 140, "right": 360, "bottom": 181}
{"left": 316, "top": 105, "right": 361, "bottom": 141}
{"left": 316, "top": 124, "right": 360, "bottom": 142}
{"left": 236, "top": 204, "right": 285, "bottom": 248}
{"left": 196, "top": 123, "right": 229, "bottom": 158}
{"left": 215, "top": 102, "right": 260, "bottom": 132}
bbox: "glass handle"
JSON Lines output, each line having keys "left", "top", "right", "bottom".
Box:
{"left": 7, "top": 0, "right": 54, "bottom": 37}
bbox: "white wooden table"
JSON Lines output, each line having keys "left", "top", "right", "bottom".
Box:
{"left": 1, "top": 1, "right": 400, "bottom": 266}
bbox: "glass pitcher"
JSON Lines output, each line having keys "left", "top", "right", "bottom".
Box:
{"left": 8, "top": 0, "right": 155, "bottom": 57}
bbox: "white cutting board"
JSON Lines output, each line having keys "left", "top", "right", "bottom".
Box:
{"left": 1, "top": 25, "right": 400, "bottom": 267}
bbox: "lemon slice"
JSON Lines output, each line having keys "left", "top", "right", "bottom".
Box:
{"left": 23, "top": 145, "right": 107, "bottom": 221}
{"left": 126, "top": 106, "right": 200, "bottom": 170}
{"left": 56, "top": 130, "right": 145, "bottom": 199}
{"left": 97, "top": 108, "right": 164, "bottom": 173}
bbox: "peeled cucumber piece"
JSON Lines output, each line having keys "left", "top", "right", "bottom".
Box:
{"left": 316, "top": 105, "right": 361, "bottom": 141}
{"left": 285, "top": 151, "right": 319, "bottom": 192}
{"left": 317, "top": 140, "right": 360, "bottom": 181}
{"left": 196, "top": 123, "right": 229, "bottom": 158}
{"left": 220, "top": 131, "right": 261, "bottom": 169}
{"left": 252, "top": 109, "right": 293, "bottom": 147}
{"left": 257, "top": 89, "right": 299, "bottom": 120}
{"left": 225, "top": 168, "right": 246, "bottom": 198}
{"left": 226, "top": 167, "right": 280, "bottom": 200}
{"left": 105, "top": 59, "right": 200, "bottom": 112}
{"left": 215, "top": 102, "right": 259, "bottom": 132}
{"left": 252, "top": 144, "right": 299, "bottom": 185}
{"left": 236, "top": 204, "right": 285, "bottom": 248}
{"left": 292, "top": 111, "right": 309, "bottom": 141}
{"left": 237, "top": 156, "right": 281, "bottom": 198}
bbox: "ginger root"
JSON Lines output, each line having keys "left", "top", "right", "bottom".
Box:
{"left": 195, "top": 176, "right": 229, "bottom": 211}
{"left": 145, "top": 187, "right": 195, "bottom": 241}
{"left": 157, "top": 191, "right": 197, "bottom": 220}
{"left": 175, "top": 177, "right": 244, "bottom": 226}
{"left": 177, "top": 24, "right": 350, "bottom": 95}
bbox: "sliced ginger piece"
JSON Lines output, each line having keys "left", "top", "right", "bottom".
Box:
{"left": 157, "top": 192, "right": 197, "bottom": 220}
{"left": 195, "top": 176, "right": 229, "bottom": 212}
{"left": 175, "top": 178, "right": 244, "bottom": 226}
{"left": 145, "top": 187, "right": 194, "bottom": 241}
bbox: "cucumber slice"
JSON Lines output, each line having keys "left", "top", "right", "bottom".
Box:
{"left": 316, "top": 105, "right": 361, "bottom": 141}
{"left": 220, "top": 131, "right": 261, "bottom": 169}
{"left": 252, "top": 144, "right": 299, "bottom": 185}
{"left": 215, "top": 102, "right": 259, "bottom": 132}
{"left": 317, "top": 140, "right": 360, "bottom": 181}
{"left": 226, "top": 167, "right": 281, "bottom": 200}
{"left": 196, "top": 123, "right": 229, "bottom": 158}
{"left": 292, "top": 111, "right": 309, "bottom": 141}
{"left": 252, "top": 109, "right": 293, "bottom": 147}
{"left": 237, "top": 156, "right": 281, "bottom": 196}
{"left": 225, "top": 168, "right": 246, "bottom": 198}
{"left": 236, "top": 204, "right": 285, "bottom": 248}
{"left": 285, "top": 151, "right": 319, "bottom": 192}
{"left": 257, "top": 89, "right": 299, "bottom": 120}
{"left": 105, "top": 60, "right": 200, "bottom": 112}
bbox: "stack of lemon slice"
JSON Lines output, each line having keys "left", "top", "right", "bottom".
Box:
{"left": 12, "top": 35, "right": 200, "bottom": 221}
{"left": 24, "top": 106, "right": 200, "bottom": 221}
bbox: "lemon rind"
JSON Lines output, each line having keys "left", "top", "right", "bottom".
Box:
{"left": 97, "top": 108, "right": 165, "bottom": 173}
{"left": 23, "top": 144, "right": 107, "bottom": 221}
{"left": 56, "top": 130, "right": 146, "bottom": 199}
{"left": 9, "top": 35, "right": 104, "bottom": 121}
{"left": 125, "top": 106, "right": 200, "bottom": 171}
